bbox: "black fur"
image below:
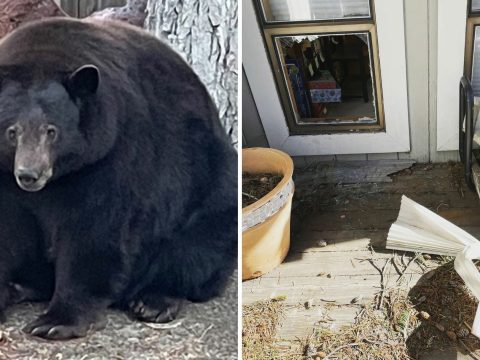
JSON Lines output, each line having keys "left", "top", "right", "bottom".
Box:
{"left": 0, "top": 18, "right": 237, "bottom": 339}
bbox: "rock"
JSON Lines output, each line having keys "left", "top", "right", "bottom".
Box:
{"left": 419, "top": 311, "right": 430, "bottom": 320}
{"left": 350, "top": 296, "right": 363, "bottom": 304}
{"left": 0, "top": 0, "right": 64, "bottom": 39}
{"left": 305, "top": 299, "right": 313, "bottom": 309}
{"left": 417, "top": 295, "right": 427, "bottom": 303}
{"left": 446, "top": 330, "right": 457, "bottom": 341}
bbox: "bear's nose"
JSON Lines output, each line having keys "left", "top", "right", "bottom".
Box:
{"left": 16, "top": 169, "right": 39, "bottom": 187}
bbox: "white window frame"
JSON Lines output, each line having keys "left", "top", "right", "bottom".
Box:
{"left": 243, "top": 0, "right": 410, "bottom": 156}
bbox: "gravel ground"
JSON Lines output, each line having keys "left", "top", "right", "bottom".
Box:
{"left": 0, "top": 272, "right": 238, "bottom": 359}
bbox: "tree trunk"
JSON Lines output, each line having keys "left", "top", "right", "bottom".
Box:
{"left": 0, "top": 0, "right": 64, "bottom": 38}
{"left": 145, "top": 0, "right": 238, "bottom": 145}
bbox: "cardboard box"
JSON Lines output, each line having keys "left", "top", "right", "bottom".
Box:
{"left": 310, "top": 87, "right": 341, "bottom": 103}
{"left": 307, "top": 70, "right": 337, "bottom": 89}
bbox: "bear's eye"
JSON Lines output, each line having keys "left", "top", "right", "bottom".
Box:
{"left": 5, "top": 126, "right": 17, "bottom": 144}
{"left": 46, "top": 126, "right": 58, "bottom": 142}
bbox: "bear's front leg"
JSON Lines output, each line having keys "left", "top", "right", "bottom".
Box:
{"left": 23, "top": 225, "right": 127, "bottom": 339}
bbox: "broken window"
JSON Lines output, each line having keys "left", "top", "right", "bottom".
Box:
{"left": 254, "top": 0, "right": 384, "bottom": 134}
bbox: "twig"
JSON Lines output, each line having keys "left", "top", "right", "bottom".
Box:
{"left": 463, "top": 320, "right": 473, "bottom": 332}
{"left": 391, "top": 254, "right": 403, "bottom": 276}
{"left": 324, "top": 343, "right": 360, "bottom": 359}
{"left": 414, "top": 252, "right": 428, "bottom": 272}
{"left": 199, "top": 324, "right": 214, "bottom": 341}
{"left": 397, "top": 253, "right": 422, "bottom": 284}
{"left": 401, "top": 253, "right": 407, "bottom": 269}
{"left": 378, "top": 258, "right": 391, "bottom": 310}
{"left": 242, "top": 192, "right": 258, "bottom": 200}
{"left": 355, "top": 308, "right": 366, "bottom": 320}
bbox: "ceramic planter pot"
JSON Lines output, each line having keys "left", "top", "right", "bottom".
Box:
{"left": 242, "top": 147, "right": 294, "bottom": 280}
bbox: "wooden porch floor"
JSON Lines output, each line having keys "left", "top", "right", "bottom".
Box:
{"left": 243, "top": 162, "right": 480, "bottom": 359}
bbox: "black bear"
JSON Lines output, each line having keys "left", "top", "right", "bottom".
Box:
{"left": 0, "top": 17, "right": 237, "bottom": 340}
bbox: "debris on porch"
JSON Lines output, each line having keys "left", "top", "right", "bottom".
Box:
{"left": 242, "top": 162, "right": 480, "bottom": 359}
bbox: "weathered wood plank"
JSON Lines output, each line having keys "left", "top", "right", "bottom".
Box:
{"left": 290, "top": 227, "right": 480, "bottom": 253}
{"left": 290, "top": 230, "right": 387, "bottom": 252}
{"left": 255, "top": 252, "right": 426, "bottom": 279}
{"left": 302, "top": 207, "right": 480, "bottom": 232}
{"left": 294, "top": 190, "right": 479, "bottom": 212}
{"left": 245, "top": 273, "right": 424, "bottom": 339}
{"left": 243, "top": 272, "right": 423, "bottom": 305}
{"left": 294, "top": 160, "right": 415, "bottom": 185}
{"left": 276, "top": 307, "right": 366, "bottom": 340}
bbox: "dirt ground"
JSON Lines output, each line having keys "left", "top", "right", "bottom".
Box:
{"left": 0, "top": 272, "right": 238, "bottom": 360}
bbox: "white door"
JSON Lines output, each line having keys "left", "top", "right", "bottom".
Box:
{"left": 243, "top": 0, "right": 410, "bottom": 156}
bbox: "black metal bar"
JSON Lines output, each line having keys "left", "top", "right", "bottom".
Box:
{"left": 460, "top": 76, "right": 476, "bottom": 190}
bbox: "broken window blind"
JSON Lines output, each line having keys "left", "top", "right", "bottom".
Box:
{"left": 263, "top": 0, "right": 371, "bottom": 22}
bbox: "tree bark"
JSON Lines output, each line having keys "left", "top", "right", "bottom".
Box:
{"left": 0, "top": 0, "right": 64, "bottom": 38}
{"left": 0, "top": 0, "right": 147, "bottom": 38}
{"left": 145, "top": 0, "right": 238, "bottom": 145}
{"left": 89, "top": 0, "right": 147, "bottom": 26}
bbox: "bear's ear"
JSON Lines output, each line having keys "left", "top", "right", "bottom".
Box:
{"left": 66, "top": 64, "right": 100, "bottom": 98}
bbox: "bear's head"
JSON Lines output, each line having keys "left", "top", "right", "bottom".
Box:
{"left": 0, "top": 64, "right": 101, "bottom": 192}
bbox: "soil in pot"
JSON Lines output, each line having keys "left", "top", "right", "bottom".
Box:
{"left": 242, "top": 172, "right": 283, "bottom": 208}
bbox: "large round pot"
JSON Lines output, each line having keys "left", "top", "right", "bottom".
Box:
{"left": 242, "top": 148, "right": 294, "bottom": 280}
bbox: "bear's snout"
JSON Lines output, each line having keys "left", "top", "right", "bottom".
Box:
{"left": 16, "top": 168, "right": 39, "bottom": 187}
{"left": 14, "top": 166, "right": 52, "bottom": 192}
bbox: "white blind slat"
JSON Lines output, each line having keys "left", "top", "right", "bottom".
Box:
{"left": 262, "top": 0, "right": 371, "bottom": 22}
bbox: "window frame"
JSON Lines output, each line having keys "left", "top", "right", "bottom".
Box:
{"left": 253, "top": 0, "right": 385, "bottom": 135}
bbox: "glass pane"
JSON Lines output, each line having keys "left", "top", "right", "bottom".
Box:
{"left": 472, "top": 0, "right": 480, "bottom": 12}
{"left": 260, "top": 0, "right": 371, "bottom": 22}
{"left": 275, "top": 32, "right": 378, "bottom": 126}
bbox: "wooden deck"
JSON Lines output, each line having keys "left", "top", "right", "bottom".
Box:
{"left": 243, "top": 162, "right": 480, "bottom": 359}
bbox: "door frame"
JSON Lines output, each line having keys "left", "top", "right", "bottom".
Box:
{"left": 243, "top": 0, "right": 410, "bottom": 156}
{"left": 436, "top": 0, "right": 468, "bottom": 151}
